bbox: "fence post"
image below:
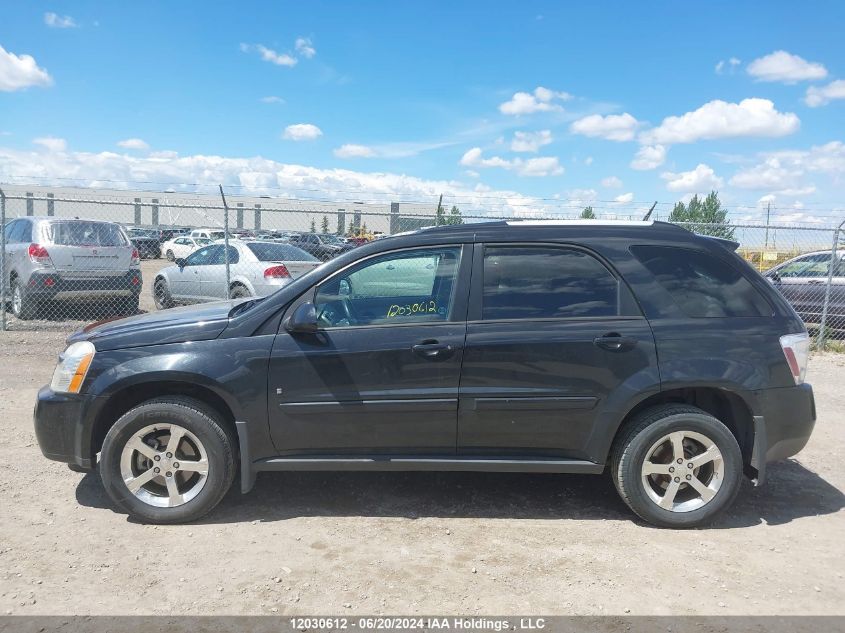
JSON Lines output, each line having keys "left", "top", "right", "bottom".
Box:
{"left": 151, "top": 198, "right": 159, "bottom": 227}
{"left": 0, "top": 186, "right": 6, "bottom": 331}
{"left": 26, "top": 192, "right": 33, "bottom": 216}
{"left": 817, "top": 220, "right": 845, "bottom": 351}
{"left": 47, "top": 193, "right": 55, "bottom": 216}
{"left": 219, "top": 186, "right": 231, "bottom": 299}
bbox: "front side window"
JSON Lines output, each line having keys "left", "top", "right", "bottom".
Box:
{"left": 632, "top": 245, "right": 771, "bottom": 318}
{"left": 482, "top": 246, "right": 619, "bottom": 320}
{"left": 314, "top": 247, "right": 461, "bottom": 328}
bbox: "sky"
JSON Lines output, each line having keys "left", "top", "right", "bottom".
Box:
{"left": 1, "top": 1, "right": 844, "bottom": 223}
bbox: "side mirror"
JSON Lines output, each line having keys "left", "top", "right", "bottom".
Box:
{"left": 174, "top": 257, "right": 187, "bottom": 269}
{"left": 768, "top": 270, "right": 781, "bottom": 283}
{"left": 284, "top": 302, "right": 319, "bottom": 334}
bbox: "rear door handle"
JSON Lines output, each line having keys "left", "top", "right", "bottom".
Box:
{"left": 412, "top": 340, "right": 454, "bottom": 360}
{"left": 594, "top": 333, "right": 637, "bottom": 352}
{"left": 807, "top": 280, "right": 824, "bottom": 285}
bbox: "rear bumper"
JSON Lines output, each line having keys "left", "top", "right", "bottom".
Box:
{"left": 753, "top": 382, "right": 816, "bottom": 474}
{"left": 25, "top": 270, "right": 142, "bottom": 300}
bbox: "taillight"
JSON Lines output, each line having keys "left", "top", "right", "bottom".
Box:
{"left": 779, "top": 332, "right": 810, "bottom": 385}
{"left": 264, "top": 264, "right": 291, "bottom": 279}
{"left": 131, "top": 248, "right": 140, "bottom": 266}
{"left": 28, "top": 243, "right": 52, "bottom": 266}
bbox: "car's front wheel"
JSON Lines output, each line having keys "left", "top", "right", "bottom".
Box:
{"left": 99, "top": 397, "right": 236, "bottom": 524}
{"left": 165, "top": 249, "right": 175, "bottom": 261}
{"left": 611, "top": 404, "right": 743, "bottom": 528}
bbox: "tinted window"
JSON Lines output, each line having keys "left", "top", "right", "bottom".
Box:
{"left": 185, "top": 245, "right": 218, "bottom": 266}
{"left": 247, "top": 243, "right": 318, "bottom": 262}
{"left": 482, "top": 246, "right": 618, "bottom": 320}
{"left": 632, "top": 245, "right": 771, "bottom": 318}
{"left": 314, "top": 247, "right": 461, "bottom": 328}
{"left": 776, "top": 253, "right": 833, "bottom": 278}
{"left": 47, "top": 221, "right": 126, "bottom": 247}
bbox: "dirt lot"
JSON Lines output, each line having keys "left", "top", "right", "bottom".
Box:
{"left": 0, "top": 323, "right": 843, "bottom": 616}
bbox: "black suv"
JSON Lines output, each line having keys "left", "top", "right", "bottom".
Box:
{"left": 288, "top": 232, "right": 355, "bottom": 260}
{"left": 34, "top": 221, "right": 815, "bottom": 527}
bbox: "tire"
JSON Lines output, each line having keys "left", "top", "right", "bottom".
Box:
{"left": 99, "top": 397, "right": 236, "bottom": 524}
{"left": 153, "top": 277, "right": 174, "bottom": 309}
{"left": 11, "top": 277, "right": 38, "bottom": 320}
{"left": 611, "top": 404, "right": 743, "bottom": 528}
{"left": 229, "top": 284, "right": 251, "bottom": 300}
{"left": 166, "top": 250, "right": 175, "bottom": 261}
{"left": 115, "top": 295, "right": 140, "bottom": 316}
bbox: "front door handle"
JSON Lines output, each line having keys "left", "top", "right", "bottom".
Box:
{"left": 807, "top": 279, "right": 824, "bottom": 285}
{"left": 412, "top": 340, "right": 454, "bottom": 360}
{"left": 594, "top": 332, "right": 637, "bottom": 352}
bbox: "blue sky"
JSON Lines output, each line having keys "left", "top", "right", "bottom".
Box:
{"left": 1, "top": 1, "right": 844, "bottom": 221}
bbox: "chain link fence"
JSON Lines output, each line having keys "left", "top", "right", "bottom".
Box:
{"left": 1, "top": 183, "right": 844, "bottom": 349}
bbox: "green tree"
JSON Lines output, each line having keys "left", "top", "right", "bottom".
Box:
{"left": 310, "top": 218, "right": 316, "bottom": 233}
{"left": 321, "top": 214, "right": 329, "bottom": 233}
{"left": 668, "top": 191, "right": 734, "bottom": 239}
{"left": 446, "top": 205, "right": 464, "bottom": 225}
{"left": 580, "top": 206, "right": 596, "bottom": 219}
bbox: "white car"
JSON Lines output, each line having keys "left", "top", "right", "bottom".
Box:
{"left": 160, "top": 236, "right": 212, "bottom": 261}
{"left": 189, "top": 228, "right": 235, "bottom": 241}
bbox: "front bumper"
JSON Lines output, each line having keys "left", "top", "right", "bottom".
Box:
{"left": 26, "top": 270, "right": 142, "bottom": 301}
{"left": 33, "top": 386, "right": 96, "bottom": 470}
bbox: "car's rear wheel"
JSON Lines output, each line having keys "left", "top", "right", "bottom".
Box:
{"left": 229, "top": 284, "right": 251, "bottom": 299}
{"left": 99, "top": 397, "right": 236, "bottom": 524}
{"left": 153, "top": 278, "right": 174, "bottom": 309}
{"left": 11, "top": 278, "right": 38, "bottom": 320}
{"left": 611, "top": 404, "right": 743, "bottom": 528}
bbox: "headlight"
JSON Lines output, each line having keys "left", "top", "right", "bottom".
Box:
{"left": 50, "top": 341, "right": 96, "bottom": 393}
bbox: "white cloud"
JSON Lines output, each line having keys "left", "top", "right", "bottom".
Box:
{"left": 260, "top": 95, "right": 285, "bottom": 104}
{"left": 601, "top": 176, "right": 623, "bottom": 188}
{"left": 570, "top": 112, "right": 639, "bottom": 142}
{"left": 805, "top": 79, "right": 845, "bottom": 107}
{"left": 510, "top": 130, "right": 553, "bottom": 152}
{"left": 0, "top": 45, "right": 53, "bottom": 92}
{"left": 715, "top": 57, "right": 741, "bottom": 74}
{"left": 282, "top": 123, "right": 323, "bottom": 141}
{"left": 729, "top": 157, "right": 802, "bottom": 190}
{"left": 117, "top": 138, "right": 149, "bottom": 151}
{"left": 639, "top": 98, "right": 799, "bottom": 145}
{"left": 33, "top": 136, "right": 67, "bottom": 152}
{"left": 334, "top": 144, "right": 376, "bottom": 158}
{"left": 630, "top": 144, "right": 666, "bottom": 170}
{"left": 661, "top": 164, "right": 723, "bottom": 193}
{"left": 499, "top": 86, "right": 571, "bottom": 115}
{"left": 747, "top": 141, "right": 845, "bottom": 177}
{"left": 44, "top": 12, "right": 77, "bottom": 28}
{"left": 746, "top": 50, "right": 827, "bottom": 83}
{"left": 564, "top": 188, "right": 598, "bottom": 207}
{"left": 295, "top": 37, "right": 316, "bottom": 59}
{"left": 613, "top": 192, "right": 634, "bottom": 204}
{"left": 241, "top": 43, "right": 297, "bottom": 67}
{"left": 459, "top": 147, "right": 563, "bottom": 177}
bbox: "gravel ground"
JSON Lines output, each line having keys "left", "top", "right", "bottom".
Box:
{"left": 0, "top": 307, "right": 842, "bottom": 616}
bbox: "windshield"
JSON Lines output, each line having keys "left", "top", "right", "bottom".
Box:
{"left": 246, "top": 242, "right": 319, "bottom": 262}
{"left": 47, "top": 221, "right": 128, "bottom": 247}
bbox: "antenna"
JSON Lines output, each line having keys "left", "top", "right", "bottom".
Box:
{"left": 642, "top": 201, "right": 658, "bottom": 221}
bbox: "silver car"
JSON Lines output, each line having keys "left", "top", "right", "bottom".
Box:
{"left": 2, "top": 216, "right": 141, "bottom": 320}
{"left": 765, "top": 249, "right": 845, "bottom": 328}
{"left": 152, "top": 240, "right": 321, "bottom": 308}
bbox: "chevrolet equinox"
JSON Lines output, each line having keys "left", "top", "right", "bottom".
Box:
{"left": 34, "top": 220, "right": 816, "bottom": 528}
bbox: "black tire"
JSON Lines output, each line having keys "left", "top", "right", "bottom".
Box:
{"left": 100, "top": 397, "right": 237, "bottom": 524}
{"left": 229, "top": 284, "right": 251, "bottom": 300}
{"left": 153, "top": 277, "right": 174, "bottom": 309}
{"left": 115, "top": 295, "right": 139, "bottom": 316}
{"left": 611, "top": 404, "right": 743, "bottom": 528}
{"left": 11, "top": 277, "right": 38, "bottom": 320}
{"left": 166, "top": 250, "right": 175, "bottom": 261}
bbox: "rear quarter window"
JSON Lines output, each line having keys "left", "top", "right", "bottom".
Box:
{"left": 631, "top": 245, "right": 772, "bottom": 318}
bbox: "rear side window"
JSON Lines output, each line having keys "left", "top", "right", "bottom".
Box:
{"left": 631, "top": 245, "right": 771, "bottom": 318}
{"left": 247, "top": 242, "right": 318, "bottom": 262}
{"left": 482, "top": 246, "right": 619, "bottom": 320}
{"left": 47, "top": 221, "right": 127, "bottom": 247}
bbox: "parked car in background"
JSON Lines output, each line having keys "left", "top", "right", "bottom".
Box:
{"left": 35, "top": 220, "right": 815, "bottom": 526}
{"left": 189, "top": 228, "right": 235, "bottom": 241}
{"left": 125, "top": 227, "right": 161, "bottom": 259}
{"left": 289, "top": 232, "right": 355, "bottom": 260}
{"left": 158, "top": 227, "right": 191, "bottom": 243}
{"left": 3, "top": 217, "right": 141, "bottom": 319}
{"left": 160, "top": 236, "right": 212, "bottom": 261}
{"left": 765, "top": 250, "right": 845, "bottom": 329}
{"left": 152, "top": 240, "right": 320, "bottom": 307}
{"left": 345, "top": 236, "right": 370, "bottom": 247}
